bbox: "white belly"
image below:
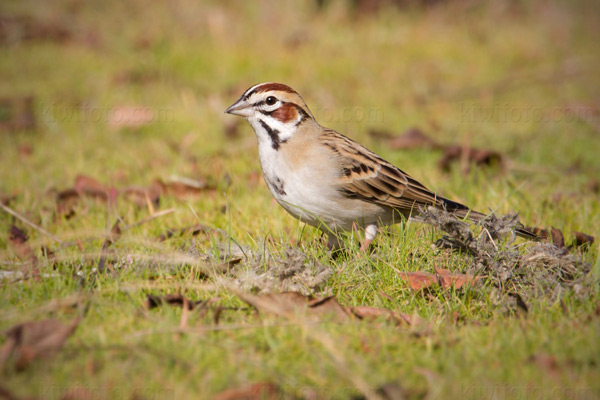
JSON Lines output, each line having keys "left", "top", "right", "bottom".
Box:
{"left": 258, "top": 143, "right": 388, "bottom": 231}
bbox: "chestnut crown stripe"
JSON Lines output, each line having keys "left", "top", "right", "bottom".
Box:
{"left": 245, "top": 82, "right": 297, "bottom": 98}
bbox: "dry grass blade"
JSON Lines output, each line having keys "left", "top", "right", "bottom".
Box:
{"left": 1, "top": 203, "right": 64, "bottom": 245}
{"left": 235, "top": 291, "right": 349, "bottom": 322}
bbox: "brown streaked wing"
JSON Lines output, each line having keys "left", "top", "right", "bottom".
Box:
{"left": 319, "top": 130, "right": 445, "bottom": 211}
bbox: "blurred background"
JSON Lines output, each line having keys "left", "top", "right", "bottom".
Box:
{"left": 1, "top": 0, "right": 599, "bottom": 237}
{"left": 1, "top": 1, "right": 599, "bottom": 398}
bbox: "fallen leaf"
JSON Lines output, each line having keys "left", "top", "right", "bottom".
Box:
{"left": 154, "top": 176, "right": 213, "bottom": 198}
{"left": 399, "top": 271, "right": 438, "bottom": 290}
{"left": 399, "top": 269, "right": 480, "bottom": 291}
{"left": 55, "top": 188, "right": 80, "bottom": 217}
{"left": 435, "top": 268, "right": 480, "bottom": 290}
{"left": 213, "top": 382, "right": 282, "bottom": 400}
{"left": 212, "top": 257, "right": 242, "bottom": 275}
{"left": 0, "top": 15, "right": 71, "bottom": 44}
{"left": 350, "top": 306, "right": 412, "bottom": 325}
{"left": 438, "top": 145, "right": 504, "bottom": 173}
{"left": 586, "top": 178, "right": 599, "bottom": 193}
{"left": 551, "top": 227, "right": 565, "bottom": 249}
{"left": 571, "top": 231, "right": 594, "bottom": 250}
{"left": 145, "top": 294, "right": 202, "bottom": 310}
{"left": 508, "top": 292, "right": 529, "bottom": 313}
{"left": 523, "top": 226, "right": 550, "bottom": 241}
{"left": 74, "top": 175, "right": 110, "bottom": 201}
{"left": 236, "top": 292, "right": 349, "bottom": 321}
{"left": 8, "top": 225, "right": 37, "bottom": 268}
{"left": 369, "top": 127, "right": 439, "bottom": 150}
{"left": 122, "top": 182, "right": 161, "bottom": 209}
{"left": 0, "top": 191, "right": 16, "bottom": 206}
{"left": 0, "top": 318, "right": 79, "bottom": 370}
{"left": 18, "top": 144, "right": 33, "bottom": 157}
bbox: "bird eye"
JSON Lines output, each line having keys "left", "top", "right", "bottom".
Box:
{"left": 265, "top": 96, "right": 277, "bottom": 106}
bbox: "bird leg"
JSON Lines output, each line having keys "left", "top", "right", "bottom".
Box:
{"left": 359, "top": 224, "right": 378, "bottom": 252}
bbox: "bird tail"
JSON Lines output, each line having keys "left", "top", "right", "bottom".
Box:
{"left": 440, "top": 197, "right": 539, "bottom": 241}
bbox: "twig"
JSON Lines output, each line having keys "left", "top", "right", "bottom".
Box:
{"left": 0, "top": 202, "right": 65, "bottom": 245}
{"left": 124, "top": 208, "right": 176, "bottom": 230}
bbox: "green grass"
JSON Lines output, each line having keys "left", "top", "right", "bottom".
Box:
{"left": 1, "top": 0, "right": 599, "bottom": 398}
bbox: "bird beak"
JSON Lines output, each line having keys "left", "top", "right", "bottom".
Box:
{"left": 225, "top": 96, "right": 253, "bottom": 117}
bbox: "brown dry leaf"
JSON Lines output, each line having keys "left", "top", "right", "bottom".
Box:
{"left": 8, "top": 225, "right": 37, "bottom": 269}
{"left": 154, "top": 177, "right": 213, "bottom": 198}
{"left": 145, "top": 294, "right": 202, "bottom": 310}
{"left": 212, "top": 257, "right": 242, "bottom": 275}
{"left": 18, "top": 144, "right": 33, "bottom": 157}
{"left": 399, "top": 271, "right": 438, "bottom": 290}
{"left": 508, "top": 292, "right": 529, "bottom": 313}
{"left": 523, "top": 226, "right": 550, "bottom": 241}
{"left": 213, "top": 382, "right": 282, "bottom": 400}
{"left": 369, "top": 127, "right": 439, "bottom": 150}
{"left": 586, "top": 178, "right": 599, "bottom": 193}
{"left": 435, "top": 268, "right": 480, "bottom": 290}
{"left": 551, "top": 227, "right": 565, "bottom": 249}
{"left": 350, "top": 306, "right": 412, "bottom": 325}
{"left": 0, "top": 96, "right": 36, "bottom": 132}
{"left": 0, "top": 15, "right": 71, "bottom": 44}
{"left": 237, "top": 292, "right": 350, "bottom": 322}
{"left": 399, "top": 269, "right": 479, "bottom": 291}
{"left": 122, "top": 182, "right": 161, "bottom": 209}
{"left": 438, "top": 145, "right": 505, "bottom": 173}
{"left": 0, "top": 318, "right": 79, "bottom": 371}
{"left": 572, "top": 231, "right": 594, "bottom": 250}
{"left": 0, "top": 191, "right": 16, "bottom": 206}
{"left": 55, "top": 188, "right": 79, "bottom": 218}
{"left": 107, "top": 105, "right": 154, "bottom": 130}
{"left": 74, "top": 175, "right": 111, "bottom": 201}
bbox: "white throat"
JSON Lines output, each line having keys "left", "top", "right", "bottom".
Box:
{"left": 247, "top": 115, "right": 297, "bottom": 149}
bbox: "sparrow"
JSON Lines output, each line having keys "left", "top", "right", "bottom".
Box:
{"left": 225, "top": 82, "right": 536, "bottom": 250}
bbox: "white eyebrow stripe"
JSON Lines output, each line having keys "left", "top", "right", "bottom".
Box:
{"left": 243, "top": 82, "right": 278, "bottom": 99}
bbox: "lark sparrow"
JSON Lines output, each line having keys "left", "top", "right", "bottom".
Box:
{"left": 225, "top": 82, "right": 535, "bottom": 250}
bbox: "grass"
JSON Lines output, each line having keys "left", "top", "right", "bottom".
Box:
{"left": 1, "top": 0, "right": 599, "bottom": 398}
